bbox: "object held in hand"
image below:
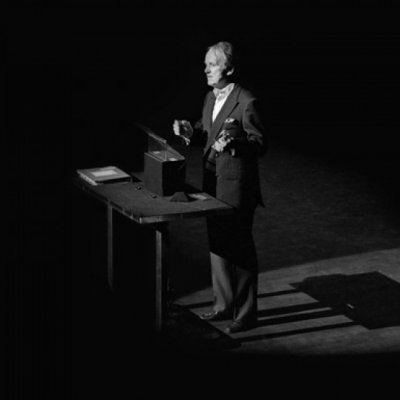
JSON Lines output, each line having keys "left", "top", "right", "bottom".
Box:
{"left": 212, "top": 130, "right": 233, "bottom": 152}
{"left": 173, "top": 119, "right": 193, "bottom": 145}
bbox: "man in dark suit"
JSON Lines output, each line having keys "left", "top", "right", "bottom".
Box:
{"left": 173, "top": 41, "right": 267, "bottom": 333}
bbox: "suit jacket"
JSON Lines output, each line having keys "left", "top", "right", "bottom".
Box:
{"left": 200, "top": 84, "right": 267, "bottom": 210}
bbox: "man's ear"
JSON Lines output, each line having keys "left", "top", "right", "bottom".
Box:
{"left": 226, "top": 67, "right": 235, "bottom": 76}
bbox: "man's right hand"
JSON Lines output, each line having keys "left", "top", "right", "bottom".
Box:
{"left": 173, "top": 120, "right": 193, "bottom": 145}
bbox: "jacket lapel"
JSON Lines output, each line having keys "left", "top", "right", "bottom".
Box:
{"left": 202, "top": 92, "right": 214, "bottom": 136}
{"left": 204, "top": 85, "right": 241, "bottom": 154}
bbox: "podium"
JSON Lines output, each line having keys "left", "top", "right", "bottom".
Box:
{"left": 141, "top": 126, "right": 186, "bottom": 196}
{"left": 73, "top": 177, "right": 233, "bottom": 332}
{"left": 73, "top": 123, "right": 234, "bottom": 333}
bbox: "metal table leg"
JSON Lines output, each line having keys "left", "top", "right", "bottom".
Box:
{"left": 155, "top": 223, "right": 169, "bottom": 333}
{"left": 155, "top": 226, "right": 163, "bottom": 332}
{"left": 107, "top": 204, "right": 114, "bottom": 291}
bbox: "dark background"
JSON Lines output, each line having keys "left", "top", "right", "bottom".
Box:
{"left": 7, "top": 2, "right": 400, "bottom": 397}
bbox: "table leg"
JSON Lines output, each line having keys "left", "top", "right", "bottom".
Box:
{"left": 107, "top": 204, "right": 114, "bottom": 291}
{"left": 155, "top": 226, "right": 164, "bottom": 332}
{"left": 155, "top": 224, "right": 168, "bottom": 333}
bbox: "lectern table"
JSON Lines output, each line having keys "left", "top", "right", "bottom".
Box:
{"left": 74, "top": 177, "right": 232, "bottom": 332}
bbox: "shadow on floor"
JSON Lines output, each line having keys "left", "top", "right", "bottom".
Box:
{"left": 172, "top": 270, "right": 400, "bottom": 353}
{"left": 237, "top": 271, "right": 400, "bottom": 345}
{"left": 290, "top": 271, "right": 400, "bottom": 329}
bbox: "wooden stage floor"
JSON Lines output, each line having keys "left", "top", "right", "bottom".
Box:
{"left": 172, "top": 248, "right": 400, "bottom": 360}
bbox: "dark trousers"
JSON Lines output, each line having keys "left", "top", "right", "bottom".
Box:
{"left": 203, "top": 169, "right": 258, "bottom": 321}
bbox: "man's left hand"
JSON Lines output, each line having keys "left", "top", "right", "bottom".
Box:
{"left": 212, "top": 132, "right": 233, "bottom": 153}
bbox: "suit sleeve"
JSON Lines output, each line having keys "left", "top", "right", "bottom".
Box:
{"left": 187, "top": 120, "right": 206, "bottom": 146}
{"left": 186, "top": 92, "right": 212, "bottom": 147}
{"left": 230, "top": 98, "right": 268, "bottom": 157}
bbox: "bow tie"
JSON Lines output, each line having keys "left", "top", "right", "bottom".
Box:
{"left": 213, "top": 87, "right": 229, "bottom": 100}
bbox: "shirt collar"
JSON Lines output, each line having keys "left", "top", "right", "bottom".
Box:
{"left": 213, "top": 83, "right": 235, "bottom": 100}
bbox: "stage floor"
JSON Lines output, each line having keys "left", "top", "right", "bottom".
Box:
{"left": 174, "top": 248, "right": 400, "bottom": 359}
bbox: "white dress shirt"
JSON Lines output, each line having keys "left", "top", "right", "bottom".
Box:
{"left": 212, "top": 83, "right": 235, "bottom": 122}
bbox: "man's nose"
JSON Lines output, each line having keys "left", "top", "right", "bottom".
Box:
{"left": 204, "top": 66, "right": 210, "bottom": 74}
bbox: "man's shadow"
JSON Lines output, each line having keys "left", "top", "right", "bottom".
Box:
{"left": 241, "top": 271, "right": 400, "bottom": 343}
{"left": 164, "top": 271, "right": 400, "bottom": 355}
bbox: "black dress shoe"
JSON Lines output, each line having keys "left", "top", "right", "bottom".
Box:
{"left": 225, "top": 319, "right": 257, "bottom": 334}
{"left": 200, "top": 310, "right": 232, "bottom": 321}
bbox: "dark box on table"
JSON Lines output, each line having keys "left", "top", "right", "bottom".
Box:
{"left": 144, "top": 150, "right": 186, "bottom": 196}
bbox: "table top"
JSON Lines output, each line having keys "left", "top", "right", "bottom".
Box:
{"left": 74, "top": 177, "right": 233, "bottom": 224}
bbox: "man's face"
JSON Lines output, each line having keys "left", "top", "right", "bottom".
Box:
{"left": 204, "top": 49, "right": 230, "bottom": 89}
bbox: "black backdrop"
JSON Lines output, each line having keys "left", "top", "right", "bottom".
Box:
{"left": 8, "top": 5, "right": 400, "bottom": 179}
{"left": 7, "top": 2, "right": 400, "bottom": 395}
